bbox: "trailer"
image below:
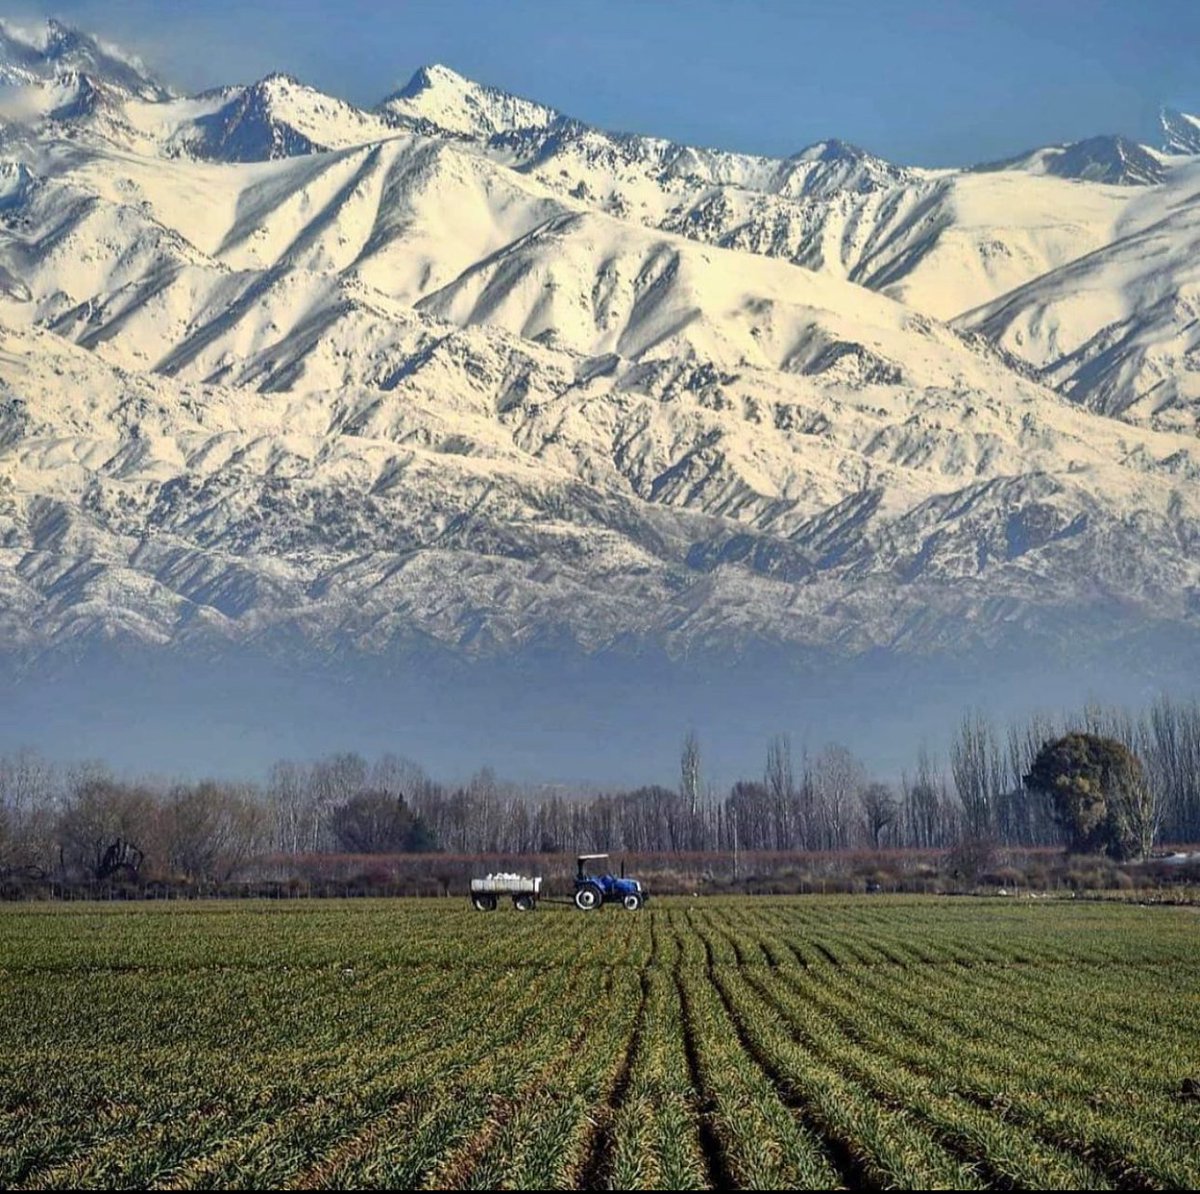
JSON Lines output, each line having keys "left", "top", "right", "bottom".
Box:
{"left": 469, "top": 856, "right": 647, "bottom": 912}
{"left": 469, "top": 872, "right": 542, "bottom": 911}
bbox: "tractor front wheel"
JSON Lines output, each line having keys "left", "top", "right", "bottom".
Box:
{"left": 472, "top": 893, "right": 498, "bottom": 911}
{"left": 622, "top": 893, "right": 644, "bottom": 911}
{"left": 575, "top": 883, "right": 603, "bottom": 911}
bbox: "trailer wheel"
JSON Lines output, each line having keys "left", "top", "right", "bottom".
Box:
{"left": 472, "top": 893, "right": 498, "bottom": 911}
{"left": 575, "top": 883, "right": 602, "bottom": 911}
{"left": 513, "top": 894, "right": 536, "bottom": 912}
{"left": 622, "top": 893, "right": 644, "bottom": 911}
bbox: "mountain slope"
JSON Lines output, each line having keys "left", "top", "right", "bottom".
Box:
{"left": 973, "top": 135, "right": 1168, "bottom": 187}
{"left": 959, "top": 159, "right": 1200, "bottom": 433}
{"left": 132, "top": 74, "right": 396, "bottom": 161}
{"left": 2, "top": 30, "right": 1170, "bottom": 331}
{"left": 5, "top": 306, "right": 1199, "bottom": 657}
{"left": 0, "top": 17, "right": 167, "bottom": 98}
{"left": 1162, "top": 108, "right": 1200, "bottom": 156}
{"left": 2, "top": 20, "right": 1200, "bottom": 667}
{"left": 379, "top": 63, "right": 560, "bottom": 138}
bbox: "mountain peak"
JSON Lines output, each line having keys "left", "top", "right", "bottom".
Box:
{"left": 1162, "top": 107, "right": 1200, "bottom": 156}
{"left": 395, "top": 62, "right": 467, "bottom": 98}
{"left": 0, "top": 15, "right": 169, "bottom": 100}
{"left": 1053, "top": 134, "right": 1166, "bottom": 186}
{"left": 38, "top": 16, "right": 89, "bottom": 52}
{"left": 256, "top": 70, "right": 304, "bottom": 88}
{"left": 974, "top": 133, "right": 1165, "bottom": 186}
{"left": 775, "top": 137, "right": 906, "bottom": 196}
{"left": 380, "top": 62, "right": 560, "bottom": 138}
{"left": 178, "top": 75, "right": 338, "bottom": 162}
{"left": 791, "top": 138, "right": 868, "bottom": 164}
{"left": 165, "top": 68, "right": 400, "bottom": 163}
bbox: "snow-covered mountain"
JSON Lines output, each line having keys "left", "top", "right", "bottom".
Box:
{"left": 1162, "top": 108, "right": 1200, "bottom": 156}
{"left": 2, "top": 19, "right": 1200, "bottom": 672}
{"left": 959, "top": 157, "right": 1200, "bottom": 434}
{"left": 0, "top": 17, "right": 166, "bottom": 98}
{"left": 131, "top": 74, "right": 396, "bottom": 161}
{"left": 974, "top": 135, "right": 1168, "bottom": 187}
{"left": 0, "top": 16, "right": 168, "bottom": 139}
{"left": 379, "top": 63, "right": 560, "bottom": 138}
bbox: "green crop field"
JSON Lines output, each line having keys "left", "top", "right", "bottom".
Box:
{"left": 1, "top": 897, "right": 1197, "bottom": 1190}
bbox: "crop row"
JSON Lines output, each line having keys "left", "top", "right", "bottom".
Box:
{"left": 1, "top": 897, "right": 1196, "bottom": 1189}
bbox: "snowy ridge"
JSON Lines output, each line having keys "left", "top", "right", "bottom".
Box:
{"left": 0, "top": 17, "right": 167, "bottom": 99}
{"left": 137, "top": 75, "right": 397, "bottom": 161}
{"left": 1162, "top": 108, "right": 1200, "bottom": 156}
{"left": 959, "top": 158, "right": 1200, "bottom": 434}
{"left": 2, "top": 20, "right": 1200, "bottom": 659}
{"left": 379, "top": 63, "right": 560, "bottom": 138}
{"left": 973, "top": 135, "right": 1168, "bottom": 187}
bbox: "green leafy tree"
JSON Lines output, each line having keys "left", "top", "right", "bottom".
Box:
{"left": 1023, "top": 733, "right": 1154, "bottom": 859}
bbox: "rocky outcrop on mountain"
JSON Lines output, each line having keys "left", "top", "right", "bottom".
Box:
{"left": 974, "top": 135, "right": 1169, "bottom": 187}
{"left": 1162, "top": 108, "right": 1200, "bottom": 157}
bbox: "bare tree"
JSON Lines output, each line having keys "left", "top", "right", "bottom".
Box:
{"left": 307, "top": 753, "right": 368, "bottom": 850}
{"left": 267, "top": 760, "right": 314, "bottom": 855}
{"left": 58, "top": 778, "right": 159, "bottom": 882}
{"left": 1003, "top": 711, "right": 1059, "bottom": 845}
{"left": 812, "top": 745, "right": 864, "bottom": 851}
{"left": 369, "top": 754, "right": 431, "bottom": 799}
{"left": 796, "top": 745, "right": 816, "bottom": 849}
{"left": 902, "top": 746, "right": 957, "bottom": 849}
{"left": 1111, "top": 766, "right": 1162, "bottom": 862}
{"left": 680, "top": 730, "right": 701, "bottom": 820}
{"left": 165, "top": 781, "right": 266, "bottom": 882}
{"left": 764, "top": 734, "right": 795, "bottom": 849}
{"left": 951, "top": 711, "right": 1003, "bottom": 840}
{"left": 1148, "top": 696, "right": 1200, "bottom": 843}
{"left": 860, "top": 782, "right": 898, "bottom": 848}
{"left": 729, "top": 781, "right": 770, "bottom": 853}
{"left": 0, "top": 748, "right": 59, "bottom": 875}
{"left": 470, "top": 766, "right": 512, "bottom": 853}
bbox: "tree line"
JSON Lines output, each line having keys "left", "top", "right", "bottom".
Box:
{"left": 1, "top": 696, "right": 1198, "bottom": 889}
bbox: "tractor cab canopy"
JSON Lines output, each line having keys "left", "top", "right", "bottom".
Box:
{"left": 576, "top": 853, "right": 635, "bottom": 883}
{"left": 576, "top": 853, "right": 609, "bottom": 878}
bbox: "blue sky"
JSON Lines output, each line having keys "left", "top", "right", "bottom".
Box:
{"left": 15, "top": 0, "right": 1200, "bottom": 166}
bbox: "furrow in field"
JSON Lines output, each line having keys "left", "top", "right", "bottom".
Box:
{"left": 422, "top": 970, "right": 619, "bottom": 1190}
{"left": 452, "top": 969, "right": 646, "bottom": 1191}
{"left": 690, "top": 914, "right": 983, "bottom": 1191}
{"left": 737, "top": 960, "right": 1112, "bottom": 1189}
{"left": 673, "top": 968, "right": 755, "bottom": 1191}
{"left": 774, "top": 958, "right": 1187, "bottom": 1190}
{"left": 577, "top": 968, "right": 650, "bottom": 1190}
{"left": 671, "top": 912, "right": 847, "bottom": 1191}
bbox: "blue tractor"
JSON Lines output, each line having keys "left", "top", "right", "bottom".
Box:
{"left": 574, "top": 853, "right": 646, "bottom": 910}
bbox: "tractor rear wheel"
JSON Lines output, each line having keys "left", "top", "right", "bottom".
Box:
{"left": 472, "top": 893, "right": 498, "bottom": 911}
{"left": 513, "top": 894, "right": 536, "bottom": 911}
{"left": 622, "top": 893, "right": 644, "bottom": 911}
{"left": 575, "top": 883, "right": 603, "bottom": 911}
